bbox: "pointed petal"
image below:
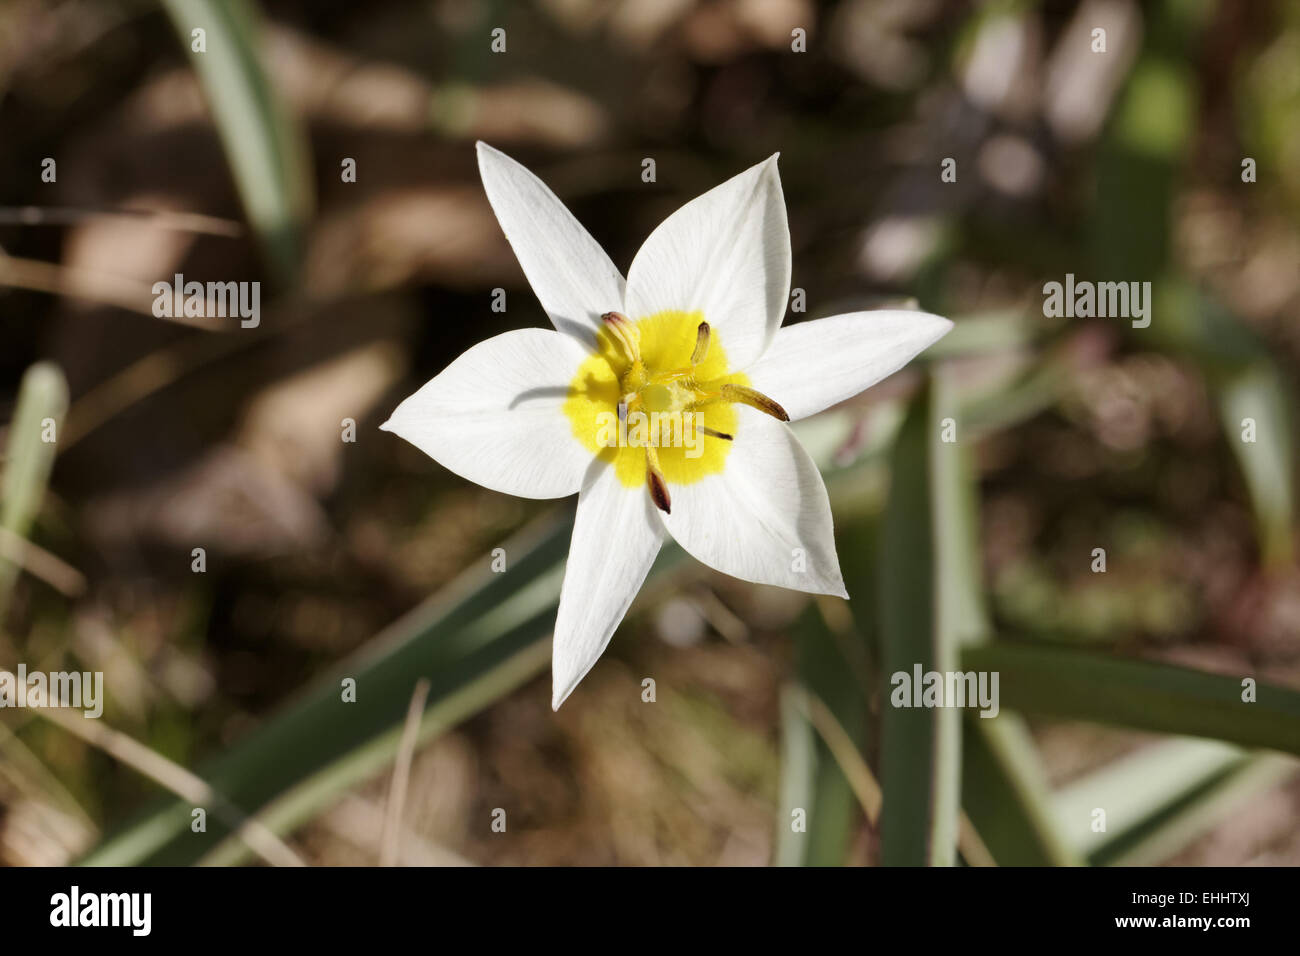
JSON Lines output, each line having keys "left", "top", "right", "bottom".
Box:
{"left": 659, "top": 407, "right": 846, "bottom": 597}
{"left": 477, "top": 142, "right": 625, "bottom": 347}
{"left": 381, "top": 328, "right": 591, "bottom": 499}
{"left": 624, "top": 155, "right": 790, "bottom": 369}
{"left": 744, "top": 310, "right": 953, "bottom": 421}
{"left": 552, "top": 463, "right": 664, "bottom": 709}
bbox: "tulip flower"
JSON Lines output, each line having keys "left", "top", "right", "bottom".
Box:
{"left": 383, "top": 143, "right": 952, "bottom": 707}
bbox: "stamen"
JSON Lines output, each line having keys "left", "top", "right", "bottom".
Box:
{"left": 644, "top": 446, "right": 671, "bottom": 513}
{"left": 586, "top": 312, "right": 777, "bottom": 499}
{"left": 601, "top": 311, "right": 641, "bottom": 364}
{"left": 719, "top": 383, "right": 790, "bottom": 422}
{"left": 690, "top": 321, "right": 711, "bottom": 365}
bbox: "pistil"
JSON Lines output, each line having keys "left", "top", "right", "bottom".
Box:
{"left": 598, "top": 311, "right": 785, "bottom": 510}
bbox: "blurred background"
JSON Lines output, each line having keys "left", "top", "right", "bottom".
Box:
{"left": 1, "top": 0, "right": 1298, "bottom": 867}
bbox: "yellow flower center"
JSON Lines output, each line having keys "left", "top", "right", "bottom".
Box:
{"left": 563, "top": 309, "right": 788, "bottom": 511}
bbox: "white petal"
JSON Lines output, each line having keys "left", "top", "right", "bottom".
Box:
{"left": 745, "top": 310, "right": 953, "bottom": 421}
{"left": 552, "top": 462, "right": 664, "bottom": 709}
{"left": 477, "top": 142, "right": 625, "bottom": 347}
{"left": 381, "top": 328, "right": 591, "bottom": 499}
{"left": 659, "top": 407, "right": 846, "bottom": 597}
{"left": 624, "top": 155, "right": 790, "bottom": 369}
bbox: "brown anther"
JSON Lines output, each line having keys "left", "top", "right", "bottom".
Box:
{"left": 719, "top": 383, "right": 790, "bottom": 422}
{"left": 644, "top": 446, "right": 671, "bottom": 513}
{"left": 698, "top": 425, "right": 733, "bottom": 441}
{"left": 647, "top": 470, "right": 672, "bottom": 514}
{"left": 647, "top": 479, "right": 671, "bottom": 517}
{"left": 690, "top": 321, "right": 711, "bottom": 365}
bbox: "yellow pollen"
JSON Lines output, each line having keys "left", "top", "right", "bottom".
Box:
{"left": 563, "top": 310, "right": 782, "bottom": 497}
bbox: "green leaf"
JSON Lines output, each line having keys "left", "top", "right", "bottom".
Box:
{"left": 922, "top": 309, "right": 1043, "bottom": 360}
{"left": 1217, "top": 362, "right": 1296, "bottom": 567}
{"left": 82, "top": 513, "right": 579, "bottom": 865}
{"left": 159, "top": 0, "right": 314, "bottom": 285}
{"left": 0, "top": 362, "right": 69, "bottom": 617}
{"left": 962, "top": 713, "right": 1080, "bottom": 866}
{"left": 1149, "top": 281, "right": 1296, "bottom": 571}
{"left": 774, "top": 685, "right": 818, "bottom": 867}
{"left": 933, "top": 358, "right": 1081, "bottom": 866}
{"left": 776, "top": 606, "right": 870, "bottom": 866}
{"left": 199, "top": 637, "right": 552, "bottom": 866}
{"left": 933, "top": 374, "right": 986, "bottom": 648}
{"left": 962, "top": 643, "right": 1300, "bottom": 756}
{"left": 1053, "top": 737, "right": 1296, "bottom": 865}
{"left": 959, "top": 342, "right": 1076, "bottom": 439}
{"left": 877, "top": 377, "right": 962, "bottom": 866}
{"left": 1091, "top": 3, "right": 1197, "bottom": 281}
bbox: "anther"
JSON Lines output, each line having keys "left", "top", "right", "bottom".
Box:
{"left": 719, "top": 383, "right": 790, "bottom": 422}
{"left": 644, "top": 446, "right": 672, "bottom": 514}
{"left": 690, "top": 321, "right": 711, "bottom": 365}
{"left": 699, "top": 425, "right": 733, "bottom": 441}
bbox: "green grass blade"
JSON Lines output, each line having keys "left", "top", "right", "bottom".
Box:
{"left": 963, "top": 642, "right": 1300, "bottom": 756}
{"left": 878, "top": 378, "right": 961, "bottom": 866}
{"left": 921, "top": 309, "right": 1042, "bottom": 359}
{"left": 0, "top": 361, "right": 69, "bottom": 617}
{"left": 1053, "top": 737, "right": 1296, "bottom": 865}
{"left": 199, "top": 638, "right": 552, "bottom": 866}
{"left": 943, "top": 363, "right": 1079, "bottom": 866}
{"left": 785, "top": 605, "right": 870, "bottom": 866}
{"left": 774, "top": 685, "right": 819, "bottom": 867}
{"left": 81, "top": 513, "right": 575, "bottom": 864}
{"left": 962, "top": 713, "right": 1080, "bottom": 866}
{"left": 934, "top": 371, "right": 986, "bottom": 649}
{"left": 1217, "top": 362, "right": 1296, "bottom": 567}
{"left": 159, "top": 0, "right": 314, "bottom": 284}
{"left": 1089, "top": 755, "right": 1296, "bottom": 866}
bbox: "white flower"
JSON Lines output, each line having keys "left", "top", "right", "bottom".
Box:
{"left": 382, "top": 143, "right": 953, "bottom": 709}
